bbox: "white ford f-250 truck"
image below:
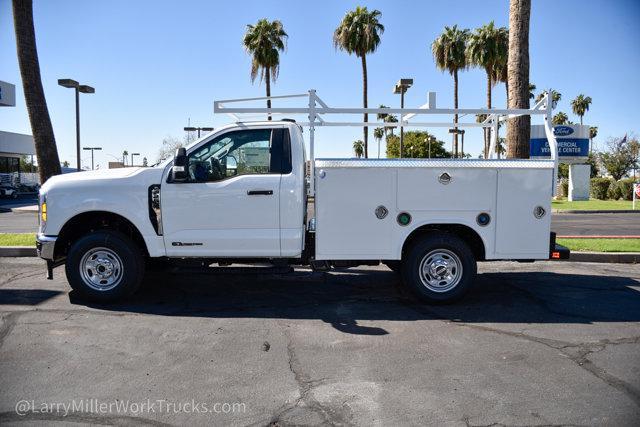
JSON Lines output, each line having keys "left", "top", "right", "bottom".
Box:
{"left": 36, "top": 90, "right": 568, "bottom": 303}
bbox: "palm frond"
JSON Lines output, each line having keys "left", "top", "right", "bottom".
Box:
{"left": 243, "top": 18, "right": 288, "bottom": 84}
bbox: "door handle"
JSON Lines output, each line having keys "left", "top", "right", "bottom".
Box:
{"left": 247, "top": 190, "right": 273, "bottom": 196}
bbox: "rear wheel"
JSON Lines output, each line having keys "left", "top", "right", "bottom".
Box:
{"left": 65, "top": 230, "right": 144, "bottom": 302}
{"left": 401, "top": 232, "right": 476, "bottom": 303}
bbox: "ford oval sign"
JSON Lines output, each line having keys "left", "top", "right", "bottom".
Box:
{"left": 553, "top": 126, "right": 574, "bottom": 136}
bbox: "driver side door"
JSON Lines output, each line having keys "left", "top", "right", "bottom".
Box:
{"left": 161, "top": 127, "right": 284, "bottom": 257}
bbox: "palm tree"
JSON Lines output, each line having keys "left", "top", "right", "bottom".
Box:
{"left": 122, "top": 150, "right": 128, "bottom": 166}
{"left": 529, "top": 83, "right": 536, "bottom": 100}
{"left": 334, "top": 7, "right": 384, "bottom": 158}
{"left": 467, "top": 22, "right": 509, "bottom": 110}
{"left": 12, "top": 0, "right": 61, "bottom": 182}
{"left": 535, "top": 89, "right": 561, "bottom": 104}
{"left": 373, "top": 127, "right": 384, "bottom": 158}
{"left": 467, "top": 22, "right": 508, "bottom": 158}
{"left": 552, "top": 111, "right": 569, "bottom": 125}
{"left": 243, "top": 19, "right": 288, "bottom": 120}
{"left": 376, "top": 104, "right": 389, "bottom": 122}
{"left": 589, "top": 126, "right": 598, "bottom": 153}
{"left": 432, "top": 25, "right": 469, "bottom": 156}
{"left": 384, "top": 114, "right": 398, "bottom": 136}
{"left": 571, "top": 94, "right": 592, "bottom": 125}
{"left": 376, "top": 105, "right": 392, "bottom": 136}
{"left": 475, "top": 114, "right": 489, "bottom": 157}
{"left": 353, "top": 140, "right": 364, "bottom": 158}
{"left": 506, "top": 0, "right": 532, "bottom": 159}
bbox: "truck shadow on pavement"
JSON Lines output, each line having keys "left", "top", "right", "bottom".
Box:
{"left": 74, "top": 268, "right": 640, "bottom": 335}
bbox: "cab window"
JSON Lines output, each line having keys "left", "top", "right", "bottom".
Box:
{"left": 188, "top": 129, "right": 272, "bottom": 182}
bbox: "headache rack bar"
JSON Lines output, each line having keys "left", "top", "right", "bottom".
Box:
{"left": 214, "top": 89, "right": 558, "bottom": 197}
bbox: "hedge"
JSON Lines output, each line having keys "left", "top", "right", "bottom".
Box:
{"left": 618, "top": 178, "right": 637, "bottom": 201}
{"left": 607, "top": 180, "right": 623, "bottom": 200}
{"left": 590, "top": 178, "right": 613, "bottom": 200}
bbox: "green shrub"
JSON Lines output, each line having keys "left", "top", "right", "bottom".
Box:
{"left": 618, "top": 178, "right": 637, "bottom": 201}
{"left": 590, "top": 177, "right": 613, "bottom": 200}
{"left": 607, "top": 180, "right": 622, "bottom": 200}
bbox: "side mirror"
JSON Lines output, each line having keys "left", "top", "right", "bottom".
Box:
{"left": 226, "top": 155, "right": 237, "bottom": 176}
{"left": 171, "top": 147, "right": 188, "bottom": 182}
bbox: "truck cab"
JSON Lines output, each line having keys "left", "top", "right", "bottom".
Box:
{"left": 160, "top": 122, "right": 306, "bottom": 258}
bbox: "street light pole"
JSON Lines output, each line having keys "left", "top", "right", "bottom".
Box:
{"left": 75, "top": 88, "right": 80, "bottom": 171}
{"left": 83, "top": 147, "right": 102, "bottom": 170}
{"left": 58, "top": 79, "right": 95, "bottom": 172}
{"left": 400, "top": 90, "right": 405, "bottom": 157}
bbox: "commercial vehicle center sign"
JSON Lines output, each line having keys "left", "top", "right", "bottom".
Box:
{"left": 530, "top": 124, "right": 589, "bottom": 160}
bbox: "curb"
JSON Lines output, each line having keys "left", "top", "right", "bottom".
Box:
{"left": 569, "top": 252, "right": 640, "bottom": 263}
{"left": 0, "top": 206, "right": 38, "bottom": 214}
{"left": 0, "top": 246, "right": 37, "bottom": 257}
{"left": 553, "top": 209, "right": 640, "bottom": 214}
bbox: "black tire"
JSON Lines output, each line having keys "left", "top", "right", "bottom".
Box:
{"left": 401, "top": 232, "right": 476, "bottom": 304}
{"left": 383, "top": 260, "right": 401, "bottom": 273}
{"left": 65, "top": 230, "right": 145, "bottom": 302}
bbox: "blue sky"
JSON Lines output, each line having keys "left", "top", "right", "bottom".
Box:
{"left": 1, "top": 0, "right": 639, "bottom": 168}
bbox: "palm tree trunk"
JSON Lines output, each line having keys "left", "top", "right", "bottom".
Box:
{"left": 483, "top": 72, "right": 493, "bottom": 158}
{"left": 361, "top": 55, "right": 368, "bottom": 158}
{"left": 453, "top": 70, "right": 459, "bottom": 157}
{"left": 580, "top": 115, "right": 583, "bottom": 126}
{"left": 12, "top": 0, "right": 61, "bottom": 183}
{"left": 506, "top": 0, "right": 531, "bottom": 159}
{"left": 487, "top": 72, "right": 492, "bottom": 110}
{"left": 265, "top": 67, "right": 272, "bottom": 121}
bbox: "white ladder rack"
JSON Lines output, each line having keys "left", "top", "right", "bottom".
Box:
{"left": 214, "top": 89, "right": 558, "bottom": 196}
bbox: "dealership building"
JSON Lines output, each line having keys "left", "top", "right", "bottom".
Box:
{"left": 0, "top": 80, "right": 37, "bottom": 185}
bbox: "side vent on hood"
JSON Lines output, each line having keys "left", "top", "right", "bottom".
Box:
{"left": 148, "top": 184, "right": 162, "bottom": 235}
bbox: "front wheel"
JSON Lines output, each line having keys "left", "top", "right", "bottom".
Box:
{"left": 65, "top": 230, "right": 145, "bottom": 302}
{"left": 401, "top": 232, "right": 476, "bottom": 304}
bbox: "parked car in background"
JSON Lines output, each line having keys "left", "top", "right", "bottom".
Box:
{"left": 0, "top": 185, "right": 19, "bottom": 199}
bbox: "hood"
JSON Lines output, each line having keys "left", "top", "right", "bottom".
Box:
{"left": 40, "top": 167, "right": 163, "bottom": 193}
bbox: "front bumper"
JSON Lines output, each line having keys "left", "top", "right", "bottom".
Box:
{"left": 36, "top": 234, "right": 57, "bottom": 260}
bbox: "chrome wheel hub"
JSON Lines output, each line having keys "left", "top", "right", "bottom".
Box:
{"left": 79, "top": 247, "right": 123, "bottom": 291}
{"left": 419, "top": 249, "right": 462, "bottom": 293}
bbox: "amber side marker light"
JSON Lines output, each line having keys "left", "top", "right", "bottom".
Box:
{"left": 551, "top": 251, "right": 560, "bottom": 259}
{"left": 41, "top": 202, "right": 47, "bottom": 222}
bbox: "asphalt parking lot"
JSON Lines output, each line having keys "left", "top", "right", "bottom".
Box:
{"left": 1, "top": 259, "right": 639, "bottom": 425}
